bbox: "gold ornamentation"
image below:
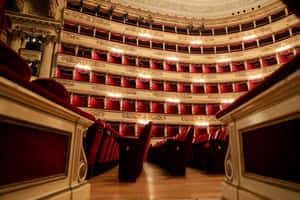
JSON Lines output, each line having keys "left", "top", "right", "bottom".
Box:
{"left": 225, "top": 147, "right": 233, "bottom": 182}
{"left": 78, "top": 127, "right": 88, "bottom": 183}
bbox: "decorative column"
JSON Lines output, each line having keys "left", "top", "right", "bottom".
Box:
{"left": 9, "top": 31, "right": 23, "bottom": 52}
{"left": 39, "top": 36, "right": 55, "bottom": 78}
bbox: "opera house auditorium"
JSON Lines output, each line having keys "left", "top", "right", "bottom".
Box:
{"left": 0, "top": 0, "right": 299, "bottom": 199}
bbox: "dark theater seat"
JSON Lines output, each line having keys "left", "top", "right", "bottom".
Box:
{"left": 84, "top": 120, "right": 106, "bottom": 178}
{"left": 148, "top": 127, "right": 194, "bottom": 175}
{"left": 117, "top": 122, "right": 153, "bottom": 182}
{"left": 188, "top": 127, "right": 228, "bottom": 173}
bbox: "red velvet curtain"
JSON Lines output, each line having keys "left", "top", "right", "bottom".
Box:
{"left": 89, "top": 96, "right": 104, "bottom": 108}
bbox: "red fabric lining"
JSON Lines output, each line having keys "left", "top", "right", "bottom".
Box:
{"left": 0, "top": 121, "right": 68, "bottom": 186}
{"left": 152, "top": 102, "right": 164, "bottom": 113}
{"left": 32, "top": 78, "right": 70, "bottom": 103}
{"left": 152, "top": 125, "right": 164, "bottom": 137}
{"left": 122, "top": 100, "right": 136, "bottom": 112}
{"left": 89, "top": 96, "right": 104, "bottom": 108}
{"left": 167, "top": 126, "right": 179, "bottom": 137}
{"left": 194, "top": 104, "right": 206, "bottom": 115}
{"left": 121, "top": 123, "right": 135, "bottom": 136}
{"left": 106, "top": 98, "right": 120, "bottom": 110}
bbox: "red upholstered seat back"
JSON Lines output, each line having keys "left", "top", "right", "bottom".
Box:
{"left": 121, "top": 123, "right": 135, "bottom": 136}
{"left": 184, "top": 127, "right": 195, "bottom": 163}
{"left": 167, "top": 125, "right": 179, "bottom": 137}
{"left": 176, "top": 127, "right": 189, "bottom": 141}
{"left": 0, "top": 41, "right": 32, "bottom": 81}
{"left": 196, "top": 133, "right": 209, "bottom": 143}
{"left": 151, "top": 125, "right": 164, "bottom": 137}
{"left": 106, "top": 123, "right": 120, "bottom": 137}
{"left": 138, "top": 122, "right": 153, "bottom": 162}
{"left": 32, "top": 78, "right": 70, "bottom": 103}
{"left": 85, "top": 120, "right": 105, "bottom": 166}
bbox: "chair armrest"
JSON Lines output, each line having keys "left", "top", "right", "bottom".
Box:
{"left": 166, "top": 139, "right": 186, "bottom": 150}
{"left": 117, "top": 137, "right": 141, "bottom": 154}
{"left": 117, "top": 136, "right": 143, "bottom": 181}
{"left": 165, "top": 139, "right": 188, "bottom": 175}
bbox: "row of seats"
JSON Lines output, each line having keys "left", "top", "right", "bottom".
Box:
{"left": 147, "top": 127, "right": 194, "bottom": 175}
{"left": 72, "top": 93, "right": 227, "bottom": 115}
{"left": 59, "top": 68, "right": 263, "bottom": 93}
{"left": 66, "top": 1, "right": 292, "bottom": 36}
{"left": 84, "top": 120, "right": 120, "bottom": 179}
{"left": 59, "top": 43, "right": 297, "bottom": 73}
{"left": 188, "top": 128, "right": 228, "bottom": 173}
{"left": 63, "top": 21, "right": 300, "bottom": 53}
{"left": 117, "top": 122, "right": 152, "bottom": 181}
{"left": 85, "top": 121, "right": 223, "bottom": 138}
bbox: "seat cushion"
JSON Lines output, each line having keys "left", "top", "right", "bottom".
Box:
{"left": 0, "top": 41, "right": 31, "bottom": 81}
{"left": 32, "top": 78, "right": 70, "bottom": 103}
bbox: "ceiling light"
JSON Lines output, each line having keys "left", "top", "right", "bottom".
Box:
{"left": 276, "top": 45, "right": 291, "bottom": 52}
{"left": 217, "top": 58, "right": 231, "bottom": 63}
{"left": 138, "top": 120, "right": 149, "bottom": 124}
{"left": 190, "top": 41, "right": 202, "bottom": 44}
{"left": 77, "top": 64, "right": 91, "bottom": 70}
{"left": 193, "top": 79, "right": 205, "bottom": 83}
{"left": 139, "top": 74, "right": 151, "bottom": 79}
{"left": 139, "top": 33, "right": 151, "bottom": 38}
{"left": 111, "top": 48, "right": 124, "bottom": 53}
{"left": 249, "top": 74, "right": 262, "bottom": 80}
{"left": 108, "top": 93, "right": 122, "bottom": 98}
{"left": 221, "top": 99, "right": 234, "bottom": 103}
{"left": 167, "top": 57, "right": 179, "bottom": 61}
{"left": 243, "top": 35, "right": 256, "bottom": 40}
{"left": 166, "top": 98, "right": 180, "bottom": 103}
{"left": 195, "top": 122, "right": 209, "bottom": 126}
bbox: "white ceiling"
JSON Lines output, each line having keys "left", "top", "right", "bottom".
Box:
{"left": 112, "top": 0, "right": 274, "bottom": 18}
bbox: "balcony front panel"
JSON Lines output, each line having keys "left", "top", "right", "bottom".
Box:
{"left": 55, "top": 79, "right": 243, "bottom": 104}
{"left": 57, "top": 54, "right": 279, "bottom": 83}
{"left": 80, "top": 108, "right": 222, "bottom": 126}
{"left": 79, "top": 0, "right": 285, "bottom": 27}
{"left": 64, "top": 9, "right": 300, "bottom": 45}
{"left": 61, "top": 31, "right": 300, "bottom": 63}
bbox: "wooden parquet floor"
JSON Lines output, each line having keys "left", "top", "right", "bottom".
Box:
{"left": 88, "top": 162, "right": 224, "bottom": 200}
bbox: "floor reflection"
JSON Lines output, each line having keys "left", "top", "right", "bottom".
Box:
{"left": 89, "top": 162, "right": 224, "bottom": 200}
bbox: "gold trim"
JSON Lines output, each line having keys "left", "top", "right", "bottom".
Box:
{"left": 239, "top": 112, "right": 300, "bottom": 192}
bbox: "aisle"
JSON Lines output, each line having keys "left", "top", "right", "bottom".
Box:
{"left": 88, "top": 162, "right": 224, "bottom": 200}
